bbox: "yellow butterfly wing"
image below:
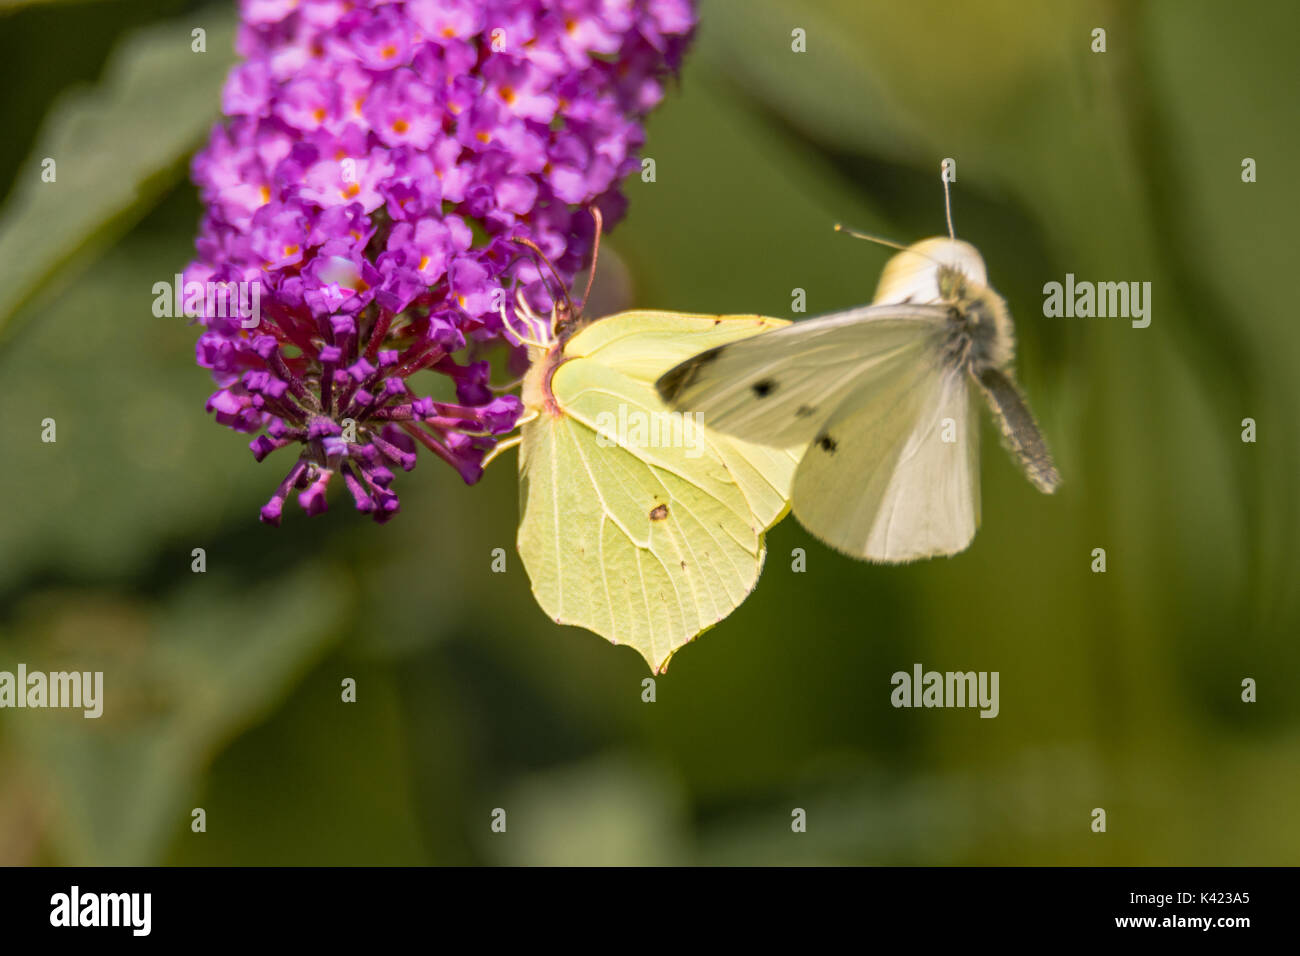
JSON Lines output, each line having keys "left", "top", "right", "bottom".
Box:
{"left": 517, "top": 311, "right": 798, "bottom": 672}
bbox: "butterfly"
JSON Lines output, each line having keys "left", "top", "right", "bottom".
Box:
{"left": 492, "top": 214, "right": 798, "bottom": 672}
{"left": 656, "top": 188, "right": 1060, "bottom": 563}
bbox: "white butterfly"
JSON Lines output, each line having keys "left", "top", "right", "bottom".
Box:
{"left": 656, "top": 207, "right": 1059, "bottom": 563}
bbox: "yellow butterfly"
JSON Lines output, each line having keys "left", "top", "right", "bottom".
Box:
{"left": 491, "top": 220, "right": 798, "bottom": 672}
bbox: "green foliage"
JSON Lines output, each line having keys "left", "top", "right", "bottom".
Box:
{"left": 0, "top": 5, "right": 234, "bottom": 341}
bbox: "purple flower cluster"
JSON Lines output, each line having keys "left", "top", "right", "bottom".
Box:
{"left": 186, "top": 0, "right": 695, "bottom": 524}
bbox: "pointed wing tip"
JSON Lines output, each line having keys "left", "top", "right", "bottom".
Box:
{"left": 655, "top": 346, "right": 726, "bottom": 406}
{"left": 643, "top": 642, "right": 682, "bottom": 675}
{"left": 654, "top": 361, "right": 693, "bottom": 405}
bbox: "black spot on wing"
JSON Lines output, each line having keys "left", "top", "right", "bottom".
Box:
{"left": 752, "top": 379, "right": 776, "bottom": 397}
{"left": 816, "top": 433, "right": 837, "bottom": 454}
{"left": 649, "top": 503, "right": 669, "bottom": 521}
{"left": 795, "top": 404, "right": 815, "bottom": 418}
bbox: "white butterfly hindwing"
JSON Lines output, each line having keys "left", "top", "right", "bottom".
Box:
{"left": 792, "top": 359, "right": 980, "bottom": 562}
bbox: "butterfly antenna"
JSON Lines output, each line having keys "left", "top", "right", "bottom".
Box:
{"left": 578, "top": 206, "right": 603, "bottom": 312}
{"left": 834, "top": 222, "right": 953, "bottom": 274}
{"left": 511, "top": 236, "right": 575, "bottom": 319}
{"left": 942, "top": 172, "right": 956, "bottom": 241}
{"left": 832, "top": 223, "right": 911, "bottom": 252}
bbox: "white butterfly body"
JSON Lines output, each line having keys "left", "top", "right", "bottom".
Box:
{"left": 657, "top": 237, "right": 1059, "bottom": 563}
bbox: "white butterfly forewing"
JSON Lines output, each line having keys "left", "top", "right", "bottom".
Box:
{"left": 655, "top": 303, "right": 950, "bottom": 449}
{"left": 792, "top": 360, "right": 980, "bottom": 562}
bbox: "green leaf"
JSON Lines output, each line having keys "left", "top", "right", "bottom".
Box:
{"left": 0, "top": 5, "right": 234, "bottom": 341}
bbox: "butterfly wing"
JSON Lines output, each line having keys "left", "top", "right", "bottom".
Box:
{"left": 655, "top": 303, "right": 951, "bottom": 449}
{"left": 792, "top": 358, "right": 981, "bottom": 562}
{"left": 563, "top": 310, "right": 787, "bottom": 384}
{"left": 563, "top": 310, "right": 800, "bottom": 527}
{"left": 518, "top": 311, "right": 800, "bottom": 672}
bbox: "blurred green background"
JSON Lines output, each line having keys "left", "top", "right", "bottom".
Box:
{"left": 1, "top": 0, "right": 1296, "bottom": 865}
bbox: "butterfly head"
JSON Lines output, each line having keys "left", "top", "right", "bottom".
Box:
{"left": 505, "top": 248, "right": 572, "bottom": 420}
{"left": 890, "top": 239, "right": 1015, "bottom": 373}
{"left": 507, "top": 209, "right": 608, "bottom": 417}
{"left": 873, "top": 238, "right": 985, "bottom": 304}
